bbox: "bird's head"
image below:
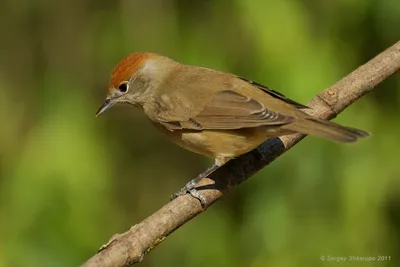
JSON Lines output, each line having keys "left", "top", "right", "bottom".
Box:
{"left": 96, "top": 52, "right": 174, "bottom": 116}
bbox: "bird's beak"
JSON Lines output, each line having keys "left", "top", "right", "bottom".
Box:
{"left": 96, "top": 98, "right": 117, "bottom": 117}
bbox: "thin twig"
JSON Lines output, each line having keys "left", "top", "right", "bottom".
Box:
{"left": 82, "top": 40, "right": 400, "bottom": 267}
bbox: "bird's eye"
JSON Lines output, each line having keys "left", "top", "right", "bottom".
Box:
{"left": 117, "top": 82, "right": 129, "bottom": 93}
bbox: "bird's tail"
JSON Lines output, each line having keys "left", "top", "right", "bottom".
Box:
{"left": 282, "top": 118, "right": 370, "bottom": 143}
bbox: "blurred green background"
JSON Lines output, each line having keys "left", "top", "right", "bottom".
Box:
{"left": 1, "top": 0, "right": 399, "bottom": 266}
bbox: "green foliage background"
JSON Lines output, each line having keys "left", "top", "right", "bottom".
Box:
{"left": 0, "top": 0, "right": 399, "bottom": 266}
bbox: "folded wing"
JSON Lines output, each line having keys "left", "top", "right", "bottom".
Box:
{"left": 155, "top": 90, "right": 295, "bottom": 131}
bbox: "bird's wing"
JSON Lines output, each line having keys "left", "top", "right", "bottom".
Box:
{"left": 238, "top": 77, "right": 310, "bottom": 109}
{"left": 154, "top": 89, "right": 296, "bottom": 131}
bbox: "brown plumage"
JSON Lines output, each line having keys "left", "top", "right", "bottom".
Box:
{"left": 97, "top": 52, "right": 369, "bottom": 204}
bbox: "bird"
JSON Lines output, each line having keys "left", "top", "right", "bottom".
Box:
{"left": 96, "top": 52, "right": 369, "bottom": 205}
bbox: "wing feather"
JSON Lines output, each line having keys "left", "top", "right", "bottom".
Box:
{"left": 238, "top": 77, "right": 309, "bottom": 109}
{"left": 155, "top": 90, "right": 295, "bottom": 131}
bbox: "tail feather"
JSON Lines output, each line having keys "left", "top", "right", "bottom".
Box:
{"left": 283, "top": 118, "right": 370, "bottom": 143}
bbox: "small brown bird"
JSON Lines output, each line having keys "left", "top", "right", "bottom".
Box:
{"left": 97, "top": 52, "right": 369, "bottom": 204}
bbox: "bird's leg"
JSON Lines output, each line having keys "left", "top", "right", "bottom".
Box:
{"left": 171, "top": 159, "right": 225, "bottom": 205}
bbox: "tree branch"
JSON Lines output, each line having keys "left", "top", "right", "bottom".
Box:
{"left": 82, "top": 41, "right": 400, "bottom": 267}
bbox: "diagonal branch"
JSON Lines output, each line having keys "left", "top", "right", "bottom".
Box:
{"left": 82, "top": 40, "right": 400, "bottom": 267}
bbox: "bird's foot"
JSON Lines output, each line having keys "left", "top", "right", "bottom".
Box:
{"left": 170, "top": 163, "right": 223, "bottom": 207}
{"left": 170, "top": 183, "right": 206, "bottom": 206}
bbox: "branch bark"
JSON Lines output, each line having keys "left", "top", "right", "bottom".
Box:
{"left": 82, "top": 40, "right": 400, "bottom": 267}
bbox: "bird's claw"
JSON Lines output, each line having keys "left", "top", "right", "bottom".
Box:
{"left": 170, "top": 186, "right": 206, "bottom": 207}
